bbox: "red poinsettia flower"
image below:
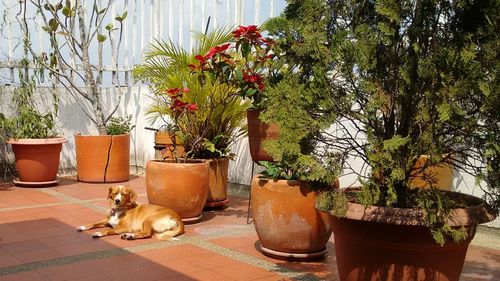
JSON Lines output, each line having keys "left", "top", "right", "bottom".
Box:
{"left": 243, "top": 72, "right": 263, "bottom": 84}
{"left": 233, "top": 25, "right": 261, "bottom": 40}
{"left": 204, "top": 43, "right": 231, "bottom": 60}
{"left": 187, "top": 103, "right": 198, "bottom": 112}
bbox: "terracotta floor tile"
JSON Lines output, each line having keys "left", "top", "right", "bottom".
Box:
{"left": 0, "top": 188, "right": 61, "bottom": 208}
{"left": 212, "top": 262, "right": 278, "bottom": 281}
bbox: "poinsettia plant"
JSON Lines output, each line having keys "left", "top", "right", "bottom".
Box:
{"left": 162, "top": 87, "right": 197, "bottom": 161}
{"left": 189, "top": 25, "right": 275, "bottom": 108}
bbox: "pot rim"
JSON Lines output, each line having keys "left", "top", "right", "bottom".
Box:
{"left": 336, "top": 188, "right": 496, "bottom": 227}
{"left": 7, "top": 137, "right": 67, "bottom": 145}
{"left": 149, "top": 159, "right": 209, "bottom": 165}
{"left": 74, "top": 133, "right": 130, "bottom": 137}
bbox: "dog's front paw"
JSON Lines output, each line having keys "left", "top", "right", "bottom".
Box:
{"left": 76, "top": 225, "right": 88, "bottom": 232}
{"left": 92, "top": 232, "right": 103, "bottom": 238}
{"left": 120, "top": 233, "right": 135, "bottom": 240}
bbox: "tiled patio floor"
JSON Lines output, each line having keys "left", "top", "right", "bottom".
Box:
{"left": 1, "top": 176, "right": 499, "bottom": 281}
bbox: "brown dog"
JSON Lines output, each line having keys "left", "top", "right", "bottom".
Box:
{"left": 77, "top": 185, "right": 184, "bottom": 240}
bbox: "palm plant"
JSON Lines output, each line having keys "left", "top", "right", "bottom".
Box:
{"left": 133, "top": 28, "right": 249, "bottom": 160}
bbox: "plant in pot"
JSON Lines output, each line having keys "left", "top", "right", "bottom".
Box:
{"left": 17, "top": 0, "right": 132, "bottom": 183}
{"left": 0, "top": 57, "right": 66, "bottom": 187}
{"left": 234, "top": 7, "right": 347, "bottom": 260}
{"left": 188, "top": 25, "right": 278, "bottom": 163}
{"left": 267, "top": 0, "right": 500, "bottom": 280}
{"left": 133, "top": 28, "right": 247, "bottom": 220}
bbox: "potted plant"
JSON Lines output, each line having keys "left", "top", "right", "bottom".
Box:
{"left": 224, "top": 10, "right": 347, "bottom": 260}
{"left": 267, "top": 0, "right": 499, "bottom": 280}
{"left": 188, "top": 25, "right": 278, "bottom": 163}
{"left": 1, "top": 58, "right": 66, "bottom": 187}
{"left": 18, "top": 1, "right": 131, "bottom": 183}
{"left": 133, "top": 28, "right": 246, "bottom": 220}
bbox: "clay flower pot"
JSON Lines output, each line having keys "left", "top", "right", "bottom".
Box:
{"left": 409, "top": 155, "right": 454, "bottom": 190}
{"left": 75, "top": 134, "right": 130, "bottom": 183}
{"left": 205, "top": 157, "right": 230, "bottom": 207}
{"left": 7, "top": 137, "right": 66, "bottom": 187}
{"left": 247, "top": 109, "right": 279, "bottom": 162}
{"left": 154, "top": 131, "right": 185, "bottom": 160}
{"left": 146, "top": 159, "right": 209, "bottom": 223}
{"left": 325, "top": 190, "right": 495, "bottom": 281}
{"left": 251, "top": 174, "right": 332, "bottom": 260}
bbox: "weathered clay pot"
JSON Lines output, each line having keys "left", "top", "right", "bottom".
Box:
{"left": 409, "top": 155, "right": 453, "bottom": 190}
{"left": 146, "top": 159, "right": 209, "bottom": 223}
{"left": 251, "top": 174, "right": 333, "bottom": 260}
{"left": 154, "top": 131, "right": 185, "bottom": 160}
{"left": 247, "top": 109, "right": 279, "bottom": 162}
{"left": 75, "top": 134, "right": 130, "bottom": 183}
{"left": 327, "top": 190, "right": 495, "bottom": 281}
{"left": 205, "top": 157, "right": 230, "bottom": 207}
{"left": 7, "top": 137, "right": 66, "bottom": 186}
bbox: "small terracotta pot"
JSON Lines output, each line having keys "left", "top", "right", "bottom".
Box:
{"left": 205, "top": 157, "right": 230, "bottom": 207}
{"left": 154, "top": 131, "right": 185, "bottom": 160}
{"left": 247, "top": 109, "right": 279, "bottom": 162}
{"left": 409, "top": 155, "right": 453, "bottom": 190}
{"left": 7, "top": 137, "right": 66, "bottom": 186}
{"left": 146, "top": 159, "right": 209, "bottom": 223}
{"left": 251, "top": 174, "right": 333, "bottom": 260}
{"left": 75, "top": 134, "right": 130, "bottom": 183}
{"left": 327, "top": 190, "right": 495, "bottom": 281}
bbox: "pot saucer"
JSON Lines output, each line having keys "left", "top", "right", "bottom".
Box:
{"left": 13, "top": 179, "right": 58, "bottom": 187}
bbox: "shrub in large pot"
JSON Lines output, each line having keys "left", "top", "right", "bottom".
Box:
{"left": 134, "top": 28, "right": 251, "bottom": 208}
{"left": 20, "top": 1, "right": 131, "bottom": 182}
{"left": 265, "top": 0, "right": 499, "bottom": 280}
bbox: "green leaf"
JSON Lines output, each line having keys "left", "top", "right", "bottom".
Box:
{"left": 121, "top": 11, "right": 128, "bottom": 21}
{"left": 97, "top": 34, "right": 107, "bottom": 43}
{"left": 62, "top": 7, "right": 71, "bottom": 17}
{"left": 49, "top": 18, "right": 59, "bottom": 32}
{"left": 235, "top": 69, "right": 243, "bottom": 81}
{"left": 105, "top": 23, "right": 113, "bottom": 31}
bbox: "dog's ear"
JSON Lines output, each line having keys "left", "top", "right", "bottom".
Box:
{"left": 107, "top": 187, "right": 114, "bottom": 199}
{"left": 129, "top": 189, "right": 138, "bottom": 204}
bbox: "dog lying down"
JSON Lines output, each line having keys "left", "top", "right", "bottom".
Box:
{"left": 77, "top": 185, "right": 184, "bottom": 240}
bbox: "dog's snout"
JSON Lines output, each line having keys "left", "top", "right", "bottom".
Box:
{"left": 114, "top": 198, "right": 121, "bottom": 204}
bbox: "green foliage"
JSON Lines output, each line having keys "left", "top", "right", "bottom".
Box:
{"left": 106, "top": 116, "right": 135, "bottom": 135}
{"left": 133, "top": 28, "right": 249, "bottom": 159}
{"left": 1, "top": 69, "right": 58, "bottom": 140}
{"left": 260, "top": 0, "right": 344, "bottom": 186}
{"left": 269, "top": 0, "right": 499, "bottom": 245}
{"left": 315, "top": 190, "right": 349, "bottom": 218}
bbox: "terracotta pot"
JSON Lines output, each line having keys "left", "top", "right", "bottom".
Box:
{"left": 205, "top": 157, "right": 230, "bottom": 207}
{"left": 146, "top": 159, "right": 209, "bottom": 223}
{"left": 247, "top": 109, "right": 279, "bottom": 162}
{"left": 251, "top": 174, "right": 333, "bottom": 260}
{"left": 7, "top": 137, "right": 66, "bottom": 186}
{"left": 75, "top": 134, "right": 130, "bottom": 183}
{"left": 409, "top": 155, "right": 453, "bottom": 190}
{"left": 154, "top": 131, "right": 185, "bottom": 160}
{"left": 327, "top": 190, "right": 495, "bottom": 281}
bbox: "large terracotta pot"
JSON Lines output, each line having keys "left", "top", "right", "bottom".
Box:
{"left": 247, "top": 109, "right": 279, "bottom": 162}
{"left": 75, "top": 134, "right": 130, "bottom": 183}
{"left": 205, "top": 157, "right": 230, "bottom": 207}
{"left": 154, "top": 131, "right": 185, "bottom": 160}
{"left": 409, "top": 155, "right": 453, "bottom": 190}
{"left": 146, "top": 159, "right": 209, "bottom": 223}
{"left": 327, "top": 190, "right": 495, "bottom": 281}
{"left": 7, "top": 137, "right": 66, "bottom": 186}
{"left": 251, "top": 174, "right": 333, "bottom": 260}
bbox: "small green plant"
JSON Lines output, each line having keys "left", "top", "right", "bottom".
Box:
{"left": 1, "top": 60, "right": 58, "bottom": 140}
{"left": 106, "top": 116, "right": 135, "bottom": 135}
